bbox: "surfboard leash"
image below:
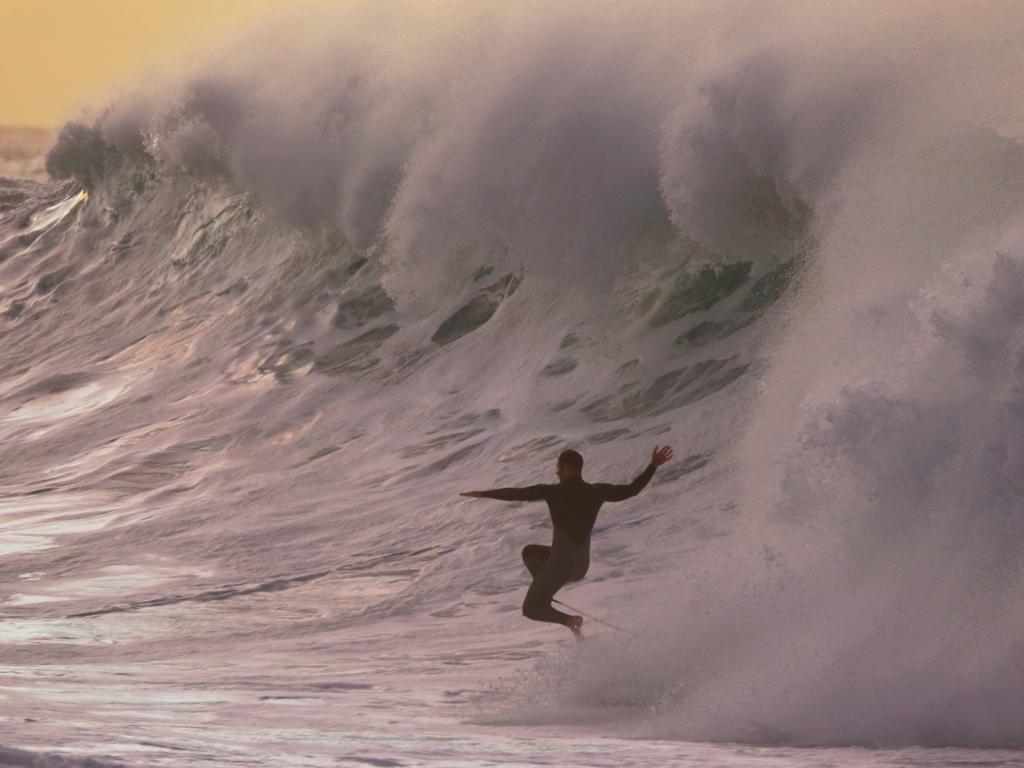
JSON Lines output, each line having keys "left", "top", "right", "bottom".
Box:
{"left": 551, "top": 598, "right": 635, "bottom": 637}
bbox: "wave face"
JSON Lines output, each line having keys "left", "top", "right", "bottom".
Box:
{"left": 3, "top": 0, "right": 1024, "bottom": 756}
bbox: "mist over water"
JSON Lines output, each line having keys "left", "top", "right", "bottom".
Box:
{"left": 498, "top": 1, "right": 1024, "bottom": 748}
{"left": 5, "top": 1, "right": 1024, "bottom": 762}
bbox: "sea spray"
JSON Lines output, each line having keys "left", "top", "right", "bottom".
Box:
{"left": 2, "top": 1, "right": 1021, "bottom": 757}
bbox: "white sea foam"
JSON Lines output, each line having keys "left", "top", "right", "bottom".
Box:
{"left": 2, "top": 1, "right": 1023, "bottom": 763}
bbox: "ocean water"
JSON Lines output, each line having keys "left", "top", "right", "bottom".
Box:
{"left": 2, "top": 2, "right": 1024, "bottom": 765}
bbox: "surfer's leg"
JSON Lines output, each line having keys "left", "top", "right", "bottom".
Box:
{"left": 522, "top": 561, "right": 572, "bottom": 625}
{"left": 521, "top": 544, "right": 550, "bottom": 579}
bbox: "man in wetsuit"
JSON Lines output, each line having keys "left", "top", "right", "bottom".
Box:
{"left": 461, "top": 445, "right": 673, "bottom": 636}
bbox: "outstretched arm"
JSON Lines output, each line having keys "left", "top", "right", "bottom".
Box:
{"left": 596, "top": 445, "right": 673, "bottom": 502}
{"left": 461, "top": 485, "right": 551, "bottom": 502}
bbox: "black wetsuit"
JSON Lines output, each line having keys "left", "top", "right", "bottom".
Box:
{"left": 479, "top": 462, "right": 657, "bottom": 626}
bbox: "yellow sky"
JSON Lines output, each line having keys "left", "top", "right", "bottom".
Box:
{"left": 0, "top": 0, "right": 331, "bottom": 128}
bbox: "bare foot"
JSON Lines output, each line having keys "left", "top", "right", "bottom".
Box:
{"left": 566, "top": 615, "right": 583, "bottom": 638}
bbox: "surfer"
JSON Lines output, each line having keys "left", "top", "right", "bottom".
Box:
{"left": 461, "top": 445, "right": 673, "bottom": 636}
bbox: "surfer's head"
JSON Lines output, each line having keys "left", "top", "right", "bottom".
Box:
{"left": 556, "top": 449, "right": 583, "bottom": 481}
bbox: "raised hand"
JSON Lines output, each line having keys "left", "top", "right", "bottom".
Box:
{"left": 651, "top": 445, "right": 673, "bottom": 466}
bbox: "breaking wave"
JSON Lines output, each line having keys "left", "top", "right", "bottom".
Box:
{"left": 2, "top": 0, "right": 1024, "bottom": 751}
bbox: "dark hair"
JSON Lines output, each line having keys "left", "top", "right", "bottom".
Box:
{"left": 557, "top": 449, "right": 583, "bottom": 473}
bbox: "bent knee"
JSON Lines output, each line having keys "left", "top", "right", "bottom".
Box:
{"left": 522, "top": 597, "right": 543, "bottom": 619}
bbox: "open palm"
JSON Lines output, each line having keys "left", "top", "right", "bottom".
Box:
{"left": 651, "top": 445, "right": 673, "bottom": 466}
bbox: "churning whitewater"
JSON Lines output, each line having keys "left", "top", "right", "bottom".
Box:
{"left": 2, "top": 1, "right": 1024, "bottom": 765}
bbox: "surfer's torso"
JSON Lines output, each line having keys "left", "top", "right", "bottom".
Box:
{"left": 542, "top": 477, "right": 606, "bottom": 546}
{"left": 479, "top": 462, "right": 657, "bottom": 546}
